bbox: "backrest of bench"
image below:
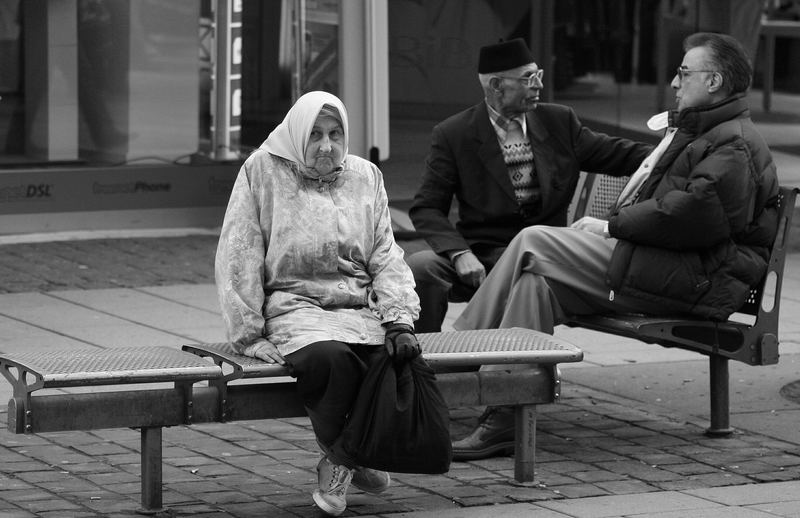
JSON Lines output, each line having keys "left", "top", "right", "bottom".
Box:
{"left": 569, "top": 173, "right": 628, "bottom": 224}
{"left": 572, "top": 174, "right": 797, "bottom": 328}
{"left": 738, "top": 186, "right": 796, "bottom": 326}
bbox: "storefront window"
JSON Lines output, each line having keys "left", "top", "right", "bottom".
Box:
{"left": 0, "top": 0, "right": 204, "bottom": 167}
{"left": 0, "top": 0, "right": 348, "bottom": 167}
{"left": 0, "top": 0, "right": 22, "bottom": 163}
{"left": 239, "top": 0, "right": 340, "bottom": 150}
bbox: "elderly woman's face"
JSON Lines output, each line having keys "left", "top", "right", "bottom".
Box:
{"left": 305, "top": 115, "right": 345, "bottom": 175}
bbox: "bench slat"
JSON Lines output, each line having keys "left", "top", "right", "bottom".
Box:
{"left": 182, "top": 328, "right": 583, "bottom": 379}
{"left": 420, "top": 328, "right": 583, "bottom": 366}
{"left": 0, "top": 347, "right": 222, "bottom": 395}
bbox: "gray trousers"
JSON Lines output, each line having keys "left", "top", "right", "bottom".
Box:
{"left": 453, "top": 225, "right": 666, "bottom": 335}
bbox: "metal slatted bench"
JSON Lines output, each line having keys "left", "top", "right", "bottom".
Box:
{"left": 567, "top": 178, "right": 798, "bottom": 435}
{"left": 1, "top": 328, "right": 582, "bottom": 514}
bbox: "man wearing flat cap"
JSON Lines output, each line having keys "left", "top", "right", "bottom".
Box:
{"left": 406, "top": 38, "right": 652, "bottom": 460}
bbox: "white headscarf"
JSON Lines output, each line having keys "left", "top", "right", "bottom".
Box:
{"left": 260, "top": 91, "right": 349, "bottom": 179}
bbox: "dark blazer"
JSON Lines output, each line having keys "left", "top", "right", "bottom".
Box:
{"left": 409, "top": 101, "right": 652, "bottom": 256}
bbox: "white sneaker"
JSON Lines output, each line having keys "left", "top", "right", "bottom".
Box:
{"left": 312, "top": 455, "right": 353, "bottom": 516}
{"left": 351, "top": 466, "right": 391, "bottom": 494}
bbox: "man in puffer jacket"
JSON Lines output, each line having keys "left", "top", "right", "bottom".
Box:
{"left": 449, "top": 32, "right": 780, "bottom": 461}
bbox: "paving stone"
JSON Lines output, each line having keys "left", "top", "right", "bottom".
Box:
{"left": 36, "top": 479, "right": 99, "bottom": 494}
{"left": 604, "top": 425, "right": 663, "bottom": 439}
{"left": 558, "top": 448, "right": 627, "bottom": 463}
{"left": 96, "top": 452, "right": 140, "bottom": 466}
{"left": 759, "top": 453, "right": 800, "bottom": 467}
{"left": 570, "top": 469, "right": 629, "bottom": 483}
{"left": 167, "top": 454, "right": 223, "bottom": 468}
{"left": 688, "top": 472, "right": 756, "bottom": 487}
{"left": 15, "top": 471, "right": 84, "bottom": 484}
{"left": 630, "top": 434, "right": 697, "bottom": 448}
{"left": 80, "top": 496, "right": 146, "bottom": 515}
{"left": 195, "top": 490, "right": 260, "bottom": 505}
{"left": 594, "top": 460, "right": 684, "bottom": 482}
{"left": 438, "top": 484, "right": 496, "bottom": 499}
{"left": 82, "top": 471, "right": 140, "bottom": 488}
{"left": 498, "top": 486, "right": 562, "bottom": 503}
{"left": 603, "top": 443, "right": 666, "bottom": 457}
{"left": 724, "top": 460, "right": 787, "bottom": 475}
{"left": 538, "top": 460, "right": 598, "bottom": 473}
{"left": 750, "top": 500, "right": 800, "bottom": 516}
{"left": 594, "top": 479, "right": 660, "bottom": 495}
{"left": 184, "top": 462, "right": 245, "bottom": 477}
{"left": 686, "top": 480, "right": 800, "bottom": 505}
{"left": 632, "top": 452, "right": 692, "bottom": 466}
{"left": 666, "top": 444, "right": 721, "bottom": 456}
{"left": 37, "top": 512, "right": 101, "bottom": 518}
{"left": 69, "top": 442, "right": 130, "bottom": 456}
{"left": 662, "top": 462, "right": 724, "bottom": 476}
{"left": 389, "top": 494, "right": 460, "bottom": 512}
{"left": 551, "top": 483, "right": 611, "bottom": 498}
{"left": 750, "top": 469, "right": 800, "bottom": 482}
{"left": 452, "top": 493, "right": 512, "bottom": 507}
{"left": 653, "top": 477, "right": 714, "bottom": 491}
{"left": 0, "top": 462, "right": 54, "bottom": 474}
{"left": 552, "top": 491, "right": 730, "bottom": 517}
{"left": 15, "top": 499, "right": 84, "bottom": 513}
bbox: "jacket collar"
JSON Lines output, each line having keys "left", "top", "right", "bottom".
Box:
{"left": 668, "top": 94, "right": 749, "bottom": 136}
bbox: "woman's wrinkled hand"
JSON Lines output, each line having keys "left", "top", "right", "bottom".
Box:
{"left": 244, "top": 338, "right": 286, "bottom": 365}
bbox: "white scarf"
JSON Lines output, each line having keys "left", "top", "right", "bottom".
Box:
{"left": 260, "top": 91, "right": 350, "bottom": 181}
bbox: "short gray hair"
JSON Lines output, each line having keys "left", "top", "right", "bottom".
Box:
{"left": 684, "top": 32, "right": 752, "bottom": 94}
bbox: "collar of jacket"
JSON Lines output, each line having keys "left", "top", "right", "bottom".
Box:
{"left": 667, "top": 94, "right": 749, "bottom": 136}
{"left": 282, "top": 156, "right": 345, "bottom": 186}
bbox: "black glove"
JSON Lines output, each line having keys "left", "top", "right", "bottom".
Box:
{"left": 384, "top": 323, "right": 421, "bottom": 362}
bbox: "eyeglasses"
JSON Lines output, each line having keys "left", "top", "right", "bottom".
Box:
{"left": 675, "top": 66, "right": 716, "bottom": 80}
{"left": 496, "top": 69, "right": 544, "bottom": 87}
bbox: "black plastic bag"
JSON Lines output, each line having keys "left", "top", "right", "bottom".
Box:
{"left": 331, "top": 350, "right": 452, "bottom": 474}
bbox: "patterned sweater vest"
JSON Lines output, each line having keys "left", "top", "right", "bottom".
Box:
{"left": 502, "top": 120, "right": 537, "bottom": 203}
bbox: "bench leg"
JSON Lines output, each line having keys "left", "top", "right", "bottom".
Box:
{"left": 513, "top": 404, "right": 536, "bottom": 482}
{"left": 706, "top": 356, "right": 733, "bottom": 437}
{"left": 137, "top": 426, "right": 165, "bottom": 515}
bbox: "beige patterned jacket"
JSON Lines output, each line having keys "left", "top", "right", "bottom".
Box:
{"left": 215, "top": 150, "right": 419, "bottom": 356}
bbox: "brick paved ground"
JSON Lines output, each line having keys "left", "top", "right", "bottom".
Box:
{"left": 1, "top": 206, "right": 798, "bottom": 294}
{"left": 0, "top": 236, "right": 219, "bottom": 294}
{"left": 0, "top": 234, "right": 431, "bottom": 294}
{"left": 1, "top": 385, "right": 799, "bottom": 517}
{"left": 2, "top": 212, "right": 800, "bottom": 516}
{"left": 0, "top": 214, "right": 800, "bottom": 293}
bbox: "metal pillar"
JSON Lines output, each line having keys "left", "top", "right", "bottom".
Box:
{"left": 212, "top": 0, "right": 242, "bottom": 160}
{"left": 137, "top": 427, "right": 164, "bottom": 515}
{"left": 706, "top": 356, "right": 734, "bottom": 436}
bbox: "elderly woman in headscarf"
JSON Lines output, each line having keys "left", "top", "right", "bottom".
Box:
{"left": 215, "top": 91, "right": 420, "bottom": 516}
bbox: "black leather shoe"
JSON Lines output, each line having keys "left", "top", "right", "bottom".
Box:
{"left": 452, "top": 406, "right": 515, "bottom": 461}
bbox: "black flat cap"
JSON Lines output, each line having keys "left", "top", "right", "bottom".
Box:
{"left": 478, "top": 38, "right": 534, "bottom": 73}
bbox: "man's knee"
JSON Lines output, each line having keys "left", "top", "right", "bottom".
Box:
{"left": 515, "top": 225, "right": 549, "bottom": 243}
{"left": 511, "top": 225, "right": 566, "bottom": 254}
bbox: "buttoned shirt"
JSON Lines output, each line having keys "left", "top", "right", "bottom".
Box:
{"left": 486, "top": 102, "right": 528, "bottom": 144}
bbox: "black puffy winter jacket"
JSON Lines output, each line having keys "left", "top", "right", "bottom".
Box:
{"left": 606, "top": 94, "right": 780, "bottom": 321}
